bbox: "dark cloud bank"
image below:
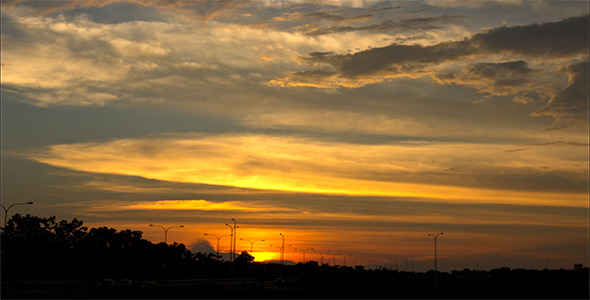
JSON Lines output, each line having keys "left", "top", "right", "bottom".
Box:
{"left": 294, "top": 15, "right": 589, "bottom": 123}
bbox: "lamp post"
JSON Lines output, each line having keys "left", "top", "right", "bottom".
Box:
{"left": 279, "top": 233, "right": 285, "bottom": 264}
{"left": 149, "top": 224, "right": 184, "bottom": 244}
{"left": 294, "top": 248, "right": 313, "bottom": 263}
{"left": 225, "top": 219, "right": 238, "bottom": 277}
{"left": 270, "top": 244, "right": 283, "bottom": 262}
{"left": 313, "top": 250, "right": 326, "bottom": 265}
{"left": 1, "top": 202, "right": 34, "bottom": 229}
{"left": 204, "top": 233, "right": 229, "bottom": 256}
{"left": 428, "top": 232, "right": 444, "bottom": 294}
{"left": 225, "top": 219, "right": 238, "bottom": 262}
{"left": 225, "top": 224, "right": 234, "bottom": 261}
{"left": 325, "top": 250, "right": 334, "bottom": 266}
{"left": 240, "top": 238, "right": 264, "bottom": 254}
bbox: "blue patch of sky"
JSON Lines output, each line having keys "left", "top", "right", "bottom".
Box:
{"left": 1, "top": 98, "right": 240, "bottom": 150}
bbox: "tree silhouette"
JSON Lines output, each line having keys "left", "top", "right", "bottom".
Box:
{"left": 235, "top": 250, "right": 255, "bottom": 264}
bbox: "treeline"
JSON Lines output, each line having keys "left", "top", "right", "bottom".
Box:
{"left": 1, "top": 214, "right": 229, "bottom": 279}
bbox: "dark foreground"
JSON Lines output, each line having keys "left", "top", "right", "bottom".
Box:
{"left": 2, "top": 268, "right": 589, "bottom": 299}
{"left": 2, "top": 215, "right": 588, "bottom": 299}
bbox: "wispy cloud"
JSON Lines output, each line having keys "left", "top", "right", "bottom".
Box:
{"left": 303, "top": 15, "right": 467, "bottom": 36}
{"left": 22, "top": 133, "right": 588, "bottom": 207}
{"left": 68, "top": 198, "right": 586, "bottom": 229}
{"left": 89, "top": 199, "right": 292, "bottom": 212}
{"left": 530, "top": 60, "right": 589, "bottom": 123}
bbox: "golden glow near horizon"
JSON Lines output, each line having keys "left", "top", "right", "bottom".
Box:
{"left": 1, "top": 0, "right": 588, "bottom": 271}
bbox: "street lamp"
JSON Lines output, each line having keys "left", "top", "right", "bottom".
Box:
{"left": 270, "top": 244, "right": 283, "bottom": 262}
{"left": 325, "top": 250, "right": 334, "bottom": 266}
{"left": 279, "top": 233, "right": 285, "bottom": 264}
{"left": 294, "top": 247, "right": 314, "bottom": 263}
{"left": 148, "top": 224, "right": 184, "bottom": 244}
{"left": 1, "top": 202, "right": 34, "bottom": 229}
{"left": 225, "top": 224, "right": 234, "bottom": 261}
{"left": 313, "top": 249, "right": 326, "bottom": 265}
{"left": 428, "top": 232, "right": 444, "bottom": 293}
{"left": 225, "top": 219, "right": 238, "bottom": 262}
{"left": 204, "top": 233, "right": 230, "bottom": 256}
{"left": 240, "top": 238, "right": 264, "bottom": 254}
{"left": 331, "top": 252, "right": 338, "bottom": 266}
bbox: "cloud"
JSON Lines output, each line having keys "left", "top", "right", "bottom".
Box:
{"left": 304, "top": 11, "right": 373, "bottom": 22}
{"left": 241, "top": 111, "right": 437, "bottom": 136}
{"left": 531, "top": 60, "right": 589, "bottom": 124}
{"left": 2, "top": 4, "right": 401, "bottom": 108}
{"left": 294, "top": 40, "right": 472, "bottom": 77}
{"left": 432, "top": 60, "right": 552, "bottom": 104}
{"left": 305, "top": 15, "right": 468, "bottom": 36}
{"left": 54, "top": 196, "right": 588, "bottom": 230}
{"left": 103, "top": 199, "right": 295, "bottom": 213}
{"left": 286, "top": 15, "right": 587, "bottom": 78}
{"left": 21, "top": 133, "right": 588, "bottom": 207}
{"left": 272, "top": 15, "right": 588, "bottom": 123}
{"left": 189, "top": 239, "right": 215, "bottom": 254}
{"left": 526, "top": 140, "right": 590, "bottom": 147}
{"left": 465, "top": 61, "right": 533, "bottom": 84}
{"left": 20, "top": 0, "right": 255, "bottom": 21}
{"left": 424, "top": 0, "right": 528, "bottom": 9}
{"left": 470, "top": 15, "right": 589, "bottom": 58}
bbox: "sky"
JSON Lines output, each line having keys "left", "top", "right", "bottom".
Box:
{"left": 1, "top": 0, "right": 588, "bottom": 271}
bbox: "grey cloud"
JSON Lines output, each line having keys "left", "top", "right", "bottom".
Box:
{"left": 290, "top": 15, "right": 588, "bottom": 122}
{"left": 300, "top": 15, "right": 587, "bottom": 77}
{"left": 466, "top": 60, "right": 533, "bottom": 86}
{"left": 471, "top": 14, "right": 589, "bottom": 58}
{"left": 410, "top": 8, "right": 431, "bottom": 14}
{"left": 303, "top": 11, "right": 372, "bottom": 22}
{"left": 291, "top": 69, "right": 337, "bottom": 79}
{"left": 351, "top": 165, "right": 587, "bottom": 194}
{"left": 389, "top": 15, "right": 467, "bottom": 30}
{"left": 431, "top": 60, "right": 539, "bottom": 101}
{"left": 337, "top": 40, "right": 473, "bottom": 77}
{"left": 306, "top": 14, "right": 467, "bottom": 36}
{"left": 526, "top": 141, "right": 589, "bottom": 147}
{"left": 531, "top": 60, "right": 589, "bottom": 123}
{"left": 23, "top": 0, "right": 254, "bottom": 20}
{"left": 295, "top": 5, "right": 400, "bottom": 25}
{"left": 370, "top": 6, "right": 402, "bottom": 12}
{"left": 189, "top": 239, "right": 215, "bottom": 254}
{"left": 541, "top": 125, "right": 573, "bottom": 132}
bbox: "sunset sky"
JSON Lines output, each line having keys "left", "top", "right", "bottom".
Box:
{"left": 1, "top": 0, "right": 588, "bottom": 271}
